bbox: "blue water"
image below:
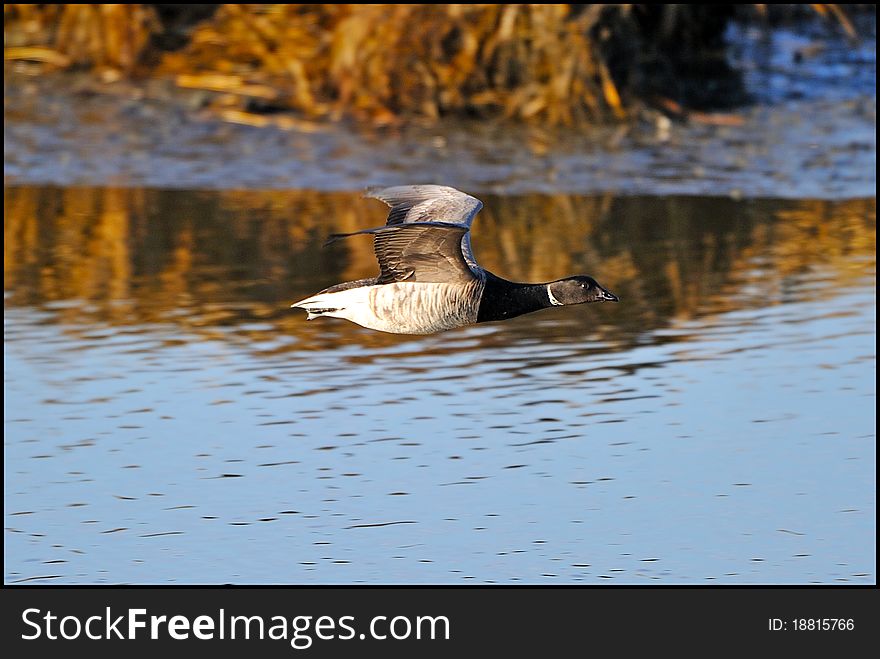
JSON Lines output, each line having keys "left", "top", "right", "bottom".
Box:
{"left": 4, "top": 191, "right": 875, "bottom": 584}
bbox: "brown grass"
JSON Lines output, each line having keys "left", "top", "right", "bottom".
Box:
{"left": 4, "top": 4, "right": 159, "bottom": 72}
{"left": 3, "top": 4, "right": 865, "bottom": 126}
{"left": 152, "top": 4, "right": 633, "bottom": 125}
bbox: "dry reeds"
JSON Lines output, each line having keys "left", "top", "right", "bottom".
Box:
{"left": 154, "top": 4, "right": 635, "bottom": 125}
{"left": 3, "top": 4, "right": 865, "bottom": 126}
{"left": 4, "top": 4, "right": 159, "bottom": 72}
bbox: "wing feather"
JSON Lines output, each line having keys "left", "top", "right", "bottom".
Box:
{"left": 365, "top": 185, "right": 484, "bottom": 270}
{"left": 326, "top": 223, "right": 475, "bottom": 284}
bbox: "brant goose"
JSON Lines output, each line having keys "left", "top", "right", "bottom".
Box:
{"left": 291, "top": 185, "right": 618, "bottom": 334}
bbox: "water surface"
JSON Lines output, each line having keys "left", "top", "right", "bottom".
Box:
{"left": 4, "top": 187, "right": 875, "bottom": 584}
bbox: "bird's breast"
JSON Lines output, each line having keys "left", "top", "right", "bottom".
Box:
{"left": 364, "top": 281, "right": 484, "bottom": 334}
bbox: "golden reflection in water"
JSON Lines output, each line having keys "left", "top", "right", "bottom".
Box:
{"left": 3, "top": 186, "right": 876, "bottom": 351}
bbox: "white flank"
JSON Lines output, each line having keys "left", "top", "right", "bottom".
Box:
{"left": 292, "top": 281, "right": 483, "bottom": 334}
{"left": 291, "top": 286, "right": 374, "bottom": 322}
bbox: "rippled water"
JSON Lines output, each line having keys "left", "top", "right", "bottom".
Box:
{"left": 4, "top": 188, "right": 875, "bottom": 584}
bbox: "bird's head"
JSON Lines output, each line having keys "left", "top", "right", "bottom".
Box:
{"left": 548, "top": 276, "right": 619, "bottom": 305}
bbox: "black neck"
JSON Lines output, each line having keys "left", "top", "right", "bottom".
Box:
{"left": 476, "top": 272, "right": 553, "bottom": 323}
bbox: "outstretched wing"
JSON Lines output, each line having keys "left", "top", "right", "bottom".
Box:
{"left": 325, "top": 222, "right": 475, "bottom": 284}
{"left": 365, "top": 185, "right": 484, "bottom": 269}
{"left": 366, "top": 185, "right": 483, "bottom": 226}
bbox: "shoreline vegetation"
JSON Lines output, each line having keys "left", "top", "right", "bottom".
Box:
{"left": 3, "top": 4, "right": 865, "bottom": 128}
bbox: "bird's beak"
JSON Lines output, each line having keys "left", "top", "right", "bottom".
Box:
{"left": 600, "top": 289, "right": 619, "bottom": 302}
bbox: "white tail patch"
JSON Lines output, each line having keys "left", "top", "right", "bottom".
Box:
{"left": 291, "top": 287, "right": 376, "bottom": 325}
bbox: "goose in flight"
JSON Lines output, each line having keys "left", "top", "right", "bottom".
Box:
{"left": 291, "top": 185, "right": 618, "bottom": 334}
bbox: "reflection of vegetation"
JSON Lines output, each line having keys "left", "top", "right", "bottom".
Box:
{"left": 4, "top": 186, "right": 875, "bottom": 352}
{"left": 5, "top": 5, "right": 859, "bottom": 126}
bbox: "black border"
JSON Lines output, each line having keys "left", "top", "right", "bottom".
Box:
{"left": 3, "top": 583, "right": 877, "bottom": 654}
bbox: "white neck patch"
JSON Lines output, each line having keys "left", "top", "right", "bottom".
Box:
{"left": 547, "top": 285, "right": 564, "bottom": 306}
